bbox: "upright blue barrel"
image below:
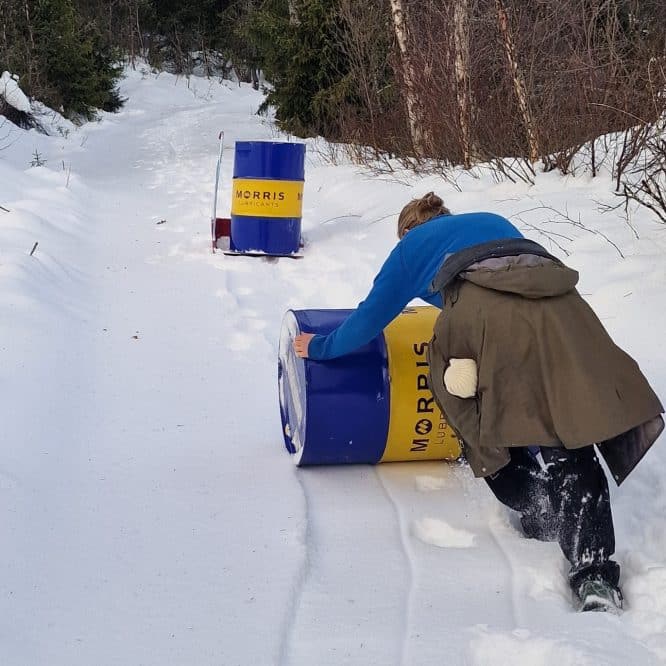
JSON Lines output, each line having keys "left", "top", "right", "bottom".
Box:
{"left": 278, "top": 307, "right": 462, "bottom": 466}
{"left": 231, "top": 141, "right": 305, "bottom": 255}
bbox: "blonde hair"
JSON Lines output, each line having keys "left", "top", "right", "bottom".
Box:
{"left": 398, "top": 192, "right": 450, "bottom": 238}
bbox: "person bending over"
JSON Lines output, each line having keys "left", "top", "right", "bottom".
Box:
{"left": 293, "top": 192, "right": 664, "bottom": 613}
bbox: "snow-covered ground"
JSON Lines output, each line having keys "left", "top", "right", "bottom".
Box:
{"left": 1, "top": 67, "right": 665, "bottom": 665}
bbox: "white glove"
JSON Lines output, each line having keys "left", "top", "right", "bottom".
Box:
{"left": 444, "top": 358, "right": 478, "bottom": 398}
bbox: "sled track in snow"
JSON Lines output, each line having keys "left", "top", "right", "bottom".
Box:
{"left": 485, "top": 512, "right": 522, "bottom": 628}
{"left": 374, "top": 467, "right": 415, "bottom": 666}
{"left": 277, "top": 467, "right": 409, "bottom": 665}
{"left": 277, "top": 469, "right": 314, "bottom": 666}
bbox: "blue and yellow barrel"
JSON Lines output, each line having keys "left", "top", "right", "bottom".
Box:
{"left": 278, "top": 306, "right": 462, "bottom": 465}
{"left": 231, "top": 141, "right": 305, "bottom": 255}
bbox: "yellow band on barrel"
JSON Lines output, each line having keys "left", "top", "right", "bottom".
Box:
{"left": 231, "top": 178, "right": 304, "bottom": 218}
{"left": 380, "top": 307, "right": 462, "bottom": 462}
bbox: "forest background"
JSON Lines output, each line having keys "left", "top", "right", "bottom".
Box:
{"left": 1, "top": 0, "right": 665, "bottom": 218}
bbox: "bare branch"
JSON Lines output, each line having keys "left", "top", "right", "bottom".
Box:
{"left": 514, "top": 202, "right": 625, "bottom": 258}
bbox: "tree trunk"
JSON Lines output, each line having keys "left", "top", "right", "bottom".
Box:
{"left": 288, "top": 0, "right": 300, "bottom": 26}
{"left": 494, "top": 0, "right": 539, "bottom": 162}
{"left": 452, "top": 0, "right": 472, "bottom": 168}
{"left": 24, "top": 0, "right": 35, "bottom": 49}
{"left": 135, "top": 0, "right": 144, "bottom": 59}
{"left": 127, "top": 0, "right": 135, "bottom": 64}
{"left": 389, "top": 0, "right": 427, "bottom": 157}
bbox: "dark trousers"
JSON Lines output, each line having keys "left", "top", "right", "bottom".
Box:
{"left": 484, "top": 446, "right": 620, "bottom": 590}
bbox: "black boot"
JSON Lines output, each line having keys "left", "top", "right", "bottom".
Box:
{"left": 575, "top": 574, "right": 623, "bottom": 613}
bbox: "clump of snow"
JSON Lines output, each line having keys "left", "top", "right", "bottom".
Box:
{"left": 413, "top": 517, "right": 476, "bottom": 548}
{"left": 1, "top": 71, "right": 31, "bottom": 113}
{"left": 414, "top": 474, "right": 449, "bottom": 491}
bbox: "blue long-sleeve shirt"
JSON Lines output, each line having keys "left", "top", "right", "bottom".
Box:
{"left": 307, "top": 212, "right": 523, "bottom": 360}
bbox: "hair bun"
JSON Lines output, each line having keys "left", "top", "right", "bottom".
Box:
{"left": 420, "top": 192, "right": 444, "bottom": 210}
{"left": 397, "top": 192, "right": 450, "bottom": 238}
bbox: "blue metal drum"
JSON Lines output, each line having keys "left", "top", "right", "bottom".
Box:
{"left": 231, "top": 141, "right": 306, "bottom": 255}
{"left": 278, "top": 309, "right": 390, "bottom": 465}
{"left": 278, "top": 307, "right": 462, "bottom": 466}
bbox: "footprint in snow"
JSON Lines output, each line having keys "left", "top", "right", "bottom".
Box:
{"left": 414, "top": 517, "right": 476, "bottom": 549}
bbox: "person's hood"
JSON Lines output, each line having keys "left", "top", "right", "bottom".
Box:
{"left": 462, "top": 254, "right": 579, "bottom": 298}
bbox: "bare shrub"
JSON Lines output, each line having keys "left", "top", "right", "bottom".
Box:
{"left": 328, "top": 0, "right": 409, "bottom": 167}
{"left": 331, "top": 0, "right": 665, "bottom": 180}
{"left": 619, "top": 117, "right": 666, "bottom": 224}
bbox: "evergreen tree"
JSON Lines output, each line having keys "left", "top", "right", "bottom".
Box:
{"left": 33, "top": 0, "right": 123, "bottom": 119}
{"left": 247, "top": 0, "right": 354, "bottom": 137}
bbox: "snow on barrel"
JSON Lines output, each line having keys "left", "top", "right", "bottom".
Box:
{"left": 230, "top": 141, "right": 305, "bottom": 255}
{"left": 278, "top": 306, "right": 462, "bottom": 465}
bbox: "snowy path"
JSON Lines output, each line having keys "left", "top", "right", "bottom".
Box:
{"left": 279, "top": 468, "right": 408, "bottom": 665}
{"left": 1, "top": 69, "right": 666, "bottom": 665}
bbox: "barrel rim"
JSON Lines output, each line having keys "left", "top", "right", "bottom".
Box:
{"left": 234, "top": 139, "right": 306, "bottom": 146}
{"left": 278, "top": 309, "right": 307, "bottom": 464}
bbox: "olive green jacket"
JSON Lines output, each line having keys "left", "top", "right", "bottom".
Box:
{"left": 428, "top": 245, "right": 663, "bottom": 482}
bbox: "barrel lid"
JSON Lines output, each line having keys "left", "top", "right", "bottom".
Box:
{"left": 278, "top": 310, "right": 307, "bottom": 464}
